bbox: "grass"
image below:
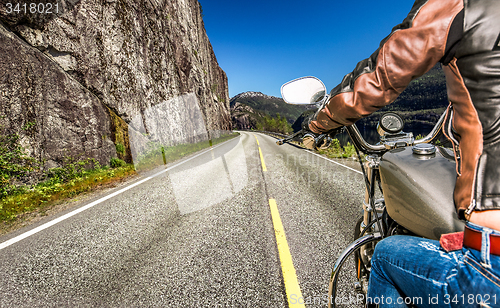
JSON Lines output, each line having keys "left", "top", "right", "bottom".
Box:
{"left": 317, "top": 139, "right": 357, "bottom": 159}
{"left": 0, "top": 164, "right": 136, "bottom": 223}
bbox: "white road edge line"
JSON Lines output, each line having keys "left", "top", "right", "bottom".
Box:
{"left": 254, "top": 130, "right": 363, "bottom": 175}
{"left": 308, "top": 151, "right": 363, "bottom": 175}
{"left": 0, "top": 137, "right": 239, "bottom": 250}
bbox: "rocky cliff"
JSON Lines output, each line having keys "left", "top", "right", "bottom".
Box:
{"left": 0, "top": 0, "right": 230, "bottom": 171}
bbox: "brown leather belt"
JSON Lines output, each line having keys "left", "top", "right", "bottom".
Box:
{"left": 463, "top": 225, "right": 500, "bottom": 256}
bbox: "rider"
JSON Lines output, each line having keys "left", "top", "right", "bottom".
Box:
{"left": 305, "top": 0, "right": 500, "bottom": 306}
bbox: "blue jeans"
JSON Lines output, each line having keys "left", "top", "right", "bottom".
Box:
{"left": 367, "top": 223, "right": 500, "bottom": 307}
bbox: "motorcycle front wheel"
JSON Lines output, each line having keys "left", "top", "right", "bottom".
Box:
{"left": 327, "top": 232, "right": 382, "bottom": 308}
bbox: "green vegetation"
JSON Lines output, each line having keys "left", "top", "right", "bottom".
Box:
{"left": 317, "top": 139, "right": 357, "bottom": 159}
{"left": 115, "top": 143, "right": 125, "bottom": 155}
{"left": 110, "top": 157, "right": 127, "bottom": 168}
{"left": 0, "top": 130, "right": 40, "bottom": 200}
{"left": 108, "top": 107, "right": 131, "bottom": 162}
{"left": 1, "top": 157, "right": 135, "bottom": 223}
{"left": 0, "top": 119, "right": 137, "bottom": 224}
{"left": 255, "top": 114, "right": 293, "bottom": 135}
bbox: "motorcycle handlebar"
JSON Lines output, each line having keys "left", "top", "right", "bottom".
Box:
{"left": 413, "top": 109, "right": 447, "bottom": 145}
{"left": 275, "top": 130, "right": 304, "bottom": 146}
{"left": 346, "top": 109, "right": 447, "bottom": 155}
{"left": 277, "top": 109, "right": 447, "bottom": 155}
{"left": 344, "top": 125, "right": 386, "bottom": 154}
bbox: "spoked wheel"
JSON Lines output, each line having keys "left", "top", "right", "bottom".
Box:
{"left": 327, "top": 231, "right": 382, "bottom": 308}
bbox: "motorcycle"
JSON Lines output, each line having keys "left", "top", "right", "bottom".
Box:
{"left": 277, "top": 77, "right": 464, "bottom": 307}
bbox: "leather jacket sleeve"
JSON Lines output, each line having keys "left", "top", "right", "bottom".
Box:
{"left": 312, "top": 0, "right": 500, "bottom": 214}
{"left": 309, "top": 0, "right": 464, "bottom": 134}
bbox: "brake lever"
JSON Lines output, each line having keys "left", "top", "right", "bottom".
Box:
{"left": 276, "top": 130, "right": 304, "bottom": 145}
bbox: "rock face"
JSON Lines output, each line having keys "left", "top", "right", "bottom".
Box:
{"left": 0, "top": 0, "right": 230, "bottom": 169}
{"left": 230, "top": 102, "right": 262, "bottom": 130}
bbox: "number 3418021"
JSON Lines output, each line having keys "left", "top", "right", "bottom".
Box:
{"left": 5, "top": 3, "right": 59, "bottom": 14}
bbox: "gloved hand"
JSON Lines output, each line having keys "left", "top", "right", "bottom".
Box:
{"left": 301, "top": 113, "right": 318, "bottom": 149}
{"left": 301, "top": 113, "right": 342, "bottom": 150}
{"left": 302, "top": 133, "right": 332, "bottom": 150}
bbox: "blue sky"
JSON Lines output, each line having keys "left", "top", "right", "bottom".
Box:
{"left": 198, "top": 0, "right": 416, "bottom": 98}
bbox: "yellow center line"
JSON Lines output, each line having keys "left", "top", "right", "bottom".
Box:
{"left": 253, "top": 134, "right": 267, "bottom": 172}
{"left": 258, "top": 147, "right": 268, "bottom": 172}
{"left": 253, "top": 134, "right": 303, "bottom": 306}
{"left": 269, "top": 199, "right": 305, "bottom": 307}
{"left": 254, "top": 134, "right": 260, "bottom": 145}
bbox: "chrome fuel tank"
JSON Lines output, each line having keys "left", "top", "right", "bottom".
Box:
{"left": 379, "top": 145, "right": 465, "bottom": 240}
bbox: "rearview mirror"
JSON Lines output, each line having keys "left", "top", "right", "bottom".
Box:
{"left": 281, "top": 77, "right": 327, "bottom": 105}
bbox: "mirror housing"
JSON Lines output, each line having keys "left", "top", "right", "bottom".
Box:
{"left": 281, "top": 77, "right": 327, "bottom": 105}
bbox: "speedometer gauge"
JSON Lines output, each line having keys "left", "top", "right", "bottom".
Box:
{"left": 377, "top": 112, "right": 404, "bottom": 135}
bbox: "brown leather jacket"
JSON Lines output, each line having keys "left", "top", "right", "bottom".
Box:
{"left": 309, "top": 0, "right": 500, "bottom": 216}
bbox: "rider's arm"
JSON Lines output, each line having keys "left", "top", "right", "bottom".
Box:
{"left": 309, "top": 0, "right": 464, "bottom": 134}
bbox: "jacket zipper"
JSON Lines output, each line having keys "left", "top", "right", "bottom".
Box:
{"left": 444, "top": 106, "right": 462, "bottom": 175}
{"left": 466, "top": 200, "right": 476, "bottom": 216}
{"left": 468, "top": 153, "right": 487, "bottom": 214}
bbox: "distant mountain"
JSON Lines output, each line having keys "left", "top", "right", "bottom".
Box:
{"left": 230, "top": 92, "right": 314, "bottom": 130}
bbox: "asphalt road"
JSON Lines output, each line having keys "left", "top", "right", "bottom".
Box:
{"left": 0, "top": 131, "right": 365, "bottom": 307}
